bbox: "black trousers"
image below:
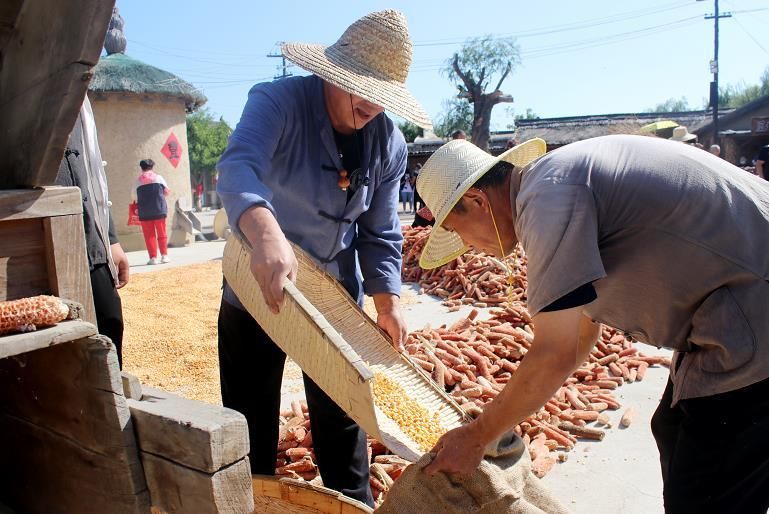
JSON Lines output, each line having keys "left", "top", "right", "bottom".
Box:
{"left": 90, "top": 264, "right": 124, "bottom": 368}
{"left": 217, "top": 299, "right": 374, "bottom": 507}
{"left": 651, "top": 376, "right": 769, "bottom": 514}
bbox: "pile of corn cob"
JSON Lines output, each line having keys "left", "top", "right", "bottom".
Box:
{"left": 401, "top": 226, "right": 528, "bottom": 308}
{"left": 275, "top": 400, "right": 410, "bottom": 505}
{"left": 403, "top": 303, "right": 669, "bottom": 477}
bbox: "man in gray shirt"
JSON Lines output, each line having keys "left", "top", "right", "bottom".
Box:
{"left": 416, "top": 135, "right": 769, "bottom": 513}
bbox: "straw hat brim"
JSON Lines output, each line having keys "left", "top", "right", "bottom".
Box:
{"left": 670, "top": 133, "right": 697, "bottom": 142}
{"left": 282, "top": 42, "right": 432, "bottom": 130}
{"left": 419, "top": 138, "right": 547, "bottom": 269}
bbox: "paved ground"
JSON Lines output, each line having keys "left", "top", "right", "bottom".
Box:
{"left": 124, "top": 208, "right": 667, "bottom": 513}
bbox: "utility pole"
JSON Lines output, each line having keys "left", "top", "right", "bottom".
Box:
{"left": 702, "top": 0, "right": 731, "bottom": 145}
{"left": 267, "top": 43, "right": 292, "bottom": 80}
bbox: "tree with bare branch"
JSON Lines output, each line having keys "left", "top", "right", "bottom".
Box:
{"left": 444, "top": 36, "right": 520, "bottom": 151}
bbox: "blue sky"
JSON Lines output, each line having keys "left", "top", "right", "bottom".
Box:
{"left": 117, "top": 0, "right": 769, "bottom": 130}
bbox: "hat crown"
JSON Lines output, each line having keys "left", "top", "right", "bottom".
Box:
{"left": 417, "top": 140, "right": 496, "bottom": 222}
{"left": 328, "top": 10, "right": 412, "bottom": 83}
{"left": 672, "top": 126, "right": 689, "bottom": 138}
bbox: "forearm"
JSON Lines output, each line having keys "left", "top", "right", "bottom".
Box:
{"left": 757, "top": 162, "right": 765, "bottom": 179}
{"left": 474, "top": 346, "right": 580, "bottom": 444}
{"left": 238, "top": 205, "right": 283, "bottom": 247}
{"left": 373, "top": 292, "right": 400, "bottom": 314}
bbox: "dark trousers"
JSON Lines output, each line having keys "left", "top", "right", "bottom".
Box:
{"left": 217, "top": 299, "right": 374, "bottom": 507}
{"left": 90, "top": 264, "right": 124, "bottom": 368}
{"left": 651, "top": 377, "right": 769, "bottom": 514}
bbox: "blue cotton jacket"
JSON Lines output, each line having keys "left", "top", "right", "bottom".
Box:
{"left": 217, "top": 75, "right": 406, "bottom": 306}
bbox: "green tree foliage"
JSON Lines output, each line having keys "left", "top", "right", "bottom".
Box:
{"left": 397, "top": 120, "right": 424, "bottom": 143}
{"left": 434, "top": 97, "right": 474, "bottom": 138}
{"left": 719, "top": 67, "right": 769, "bottom": 108}
{"left": 442, "top": 35, "right": 521, "bottom": 150}
{"left": 645, "top": 97, "right": 692, "bottom": 113}
{"left": 514, "top": 108, "right": 540, "bottom": 122}
{"left": 186, "top": 109, "right": 232, "bottom": 183}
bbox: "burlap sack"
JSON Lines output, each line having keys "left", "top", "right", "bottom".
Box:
{"left": 377, "top": 433, "right": 571, "bottom": 514}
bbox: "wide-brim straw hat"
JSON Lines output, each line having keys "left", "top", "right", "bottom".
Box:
{"left": 281, "top": 10, "right": 432, "bottom": 130}
{"left": 669, "top": 126, "right": 697, "bottom": 142}
{"left": 416, "top": 139, "right": 547, "bottom": 269}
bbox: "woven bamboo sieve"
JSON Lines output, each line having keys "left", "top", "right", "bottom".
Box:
{"left": 222, "top": 236, "right": 468, "bottom": 461}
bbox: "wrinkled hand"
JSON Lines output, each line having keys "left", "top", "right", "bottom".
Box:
{"left": 373, "top": 294, "right": 407, "bottom": 352}
{"left": 110, "top": 243, "right": 130, "bottom": 289}
{"left": 377, "top": 310, "right": 408, "bottom": 352}
{"left": 240, "top": 207, "right": 298, "bottom": 314}
{"left": 423, "top": 422, "right": 487, "bottom": 477}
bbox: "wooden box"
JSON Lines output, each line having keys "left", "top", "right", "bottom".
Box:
{"left": 0, "top": 187, "right": 96, "bottom": 323}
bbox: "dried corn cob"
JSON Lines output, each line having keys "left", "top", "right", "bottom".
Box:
{"left": 0, "top": 295, "right": 70, "bottom": 335}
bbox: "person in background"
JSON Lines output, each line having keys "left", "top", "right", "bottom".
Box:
{"left": 135, "top": 159, "right": 170, "bottom": 265}
{"left": 709, "top": 144, "right": 721, "bottom": 158}
{"left": 401, "top": 171, "right": 414, "bottom": 213}
{"left": 215, "top": 10, "right": 429, "bottom": 507}
{"left": 56, "top": 96, "right": 129, "bottom": 367}
{"left": 412, "top": 162, "right": 424, "bottom": 211}
{"left": 669, "top": 126, "right": 697, "bottom": 145}
{"left": 196, "top": 181, "right": 204, "bottom": 211}
{"left": 756, "top": 143, "right": 769, "bottom": 180}
{"left": 450, "top": 129, "right": 467, "bottom": 140}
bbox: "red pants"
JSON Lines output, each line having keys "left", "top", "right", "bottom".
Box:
{"left": 140, "top": 219, "right": 168, "bottom": 259}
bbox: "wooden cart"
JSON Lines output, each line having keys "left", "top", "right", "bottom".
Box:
{"left": 0, "top": 1, "right": 253, "bottom": 512}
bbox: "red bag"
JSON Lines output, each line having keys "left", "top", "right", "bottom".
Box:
{"left": 128, "top": 201, "right": 141, "bottom": 226}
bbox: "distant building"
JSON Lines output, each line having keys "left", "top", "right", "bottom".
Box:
{"left": 87, "top": 7, "right": 206, "bottom": 251}
{"left": 510, "top": 110, "right": 722, "bottom": 153}
{"left": 408, "top": 110, "right": 729, "bottom": 163}
{"left": 696, "top": 94, "right": 769, "bottom": 166}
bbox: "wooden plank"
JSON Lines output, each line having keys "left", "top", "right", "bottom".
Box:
{"left": 0, "top": 412, "right": 149, "bottom": 514}
{"left": 43, "top": 213, "right": 96, "bottom": 323}
{"left": 0, "top": 0, "right": 115, "bottom": 188}
{"left": 128, "top": 386, "right": 249, "bottom": 473}
{"left": 142, "top": 453, "right": 254, "bottom": 514}
{"left": 0, "top": 335, "right": 144, "bottom": 475}
{"left": 251, "top": 476, "right": 373, "bottom": 514}
{"left": 0, "top": 319, "right": 96, "bottom": 359}
{"left": 122, "top": 370, "right": 144, "bottom": 400}
{"left": 0, "top": 218, "right": 49, "bottom": 300}
{"left": 0, "top": 187, "right": 82, "bottom": 221}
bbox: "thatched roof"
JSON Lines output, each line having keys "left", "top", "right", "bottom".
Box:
{"left": 512, "top": 111, "right": 725, "bottom": 147}
{"left": 89, "top": 53, "right": 207, "bottom": 112}
{"left": 697, "top": 94, "right": 769, "bottom": 136}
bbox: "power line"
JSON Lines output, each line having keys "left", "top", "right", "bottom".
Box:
{"left": 412, "top": 1, "right": 693, "bottom": 47}
{"left": 731, "top": 14, "right": 769, "bottom": 56}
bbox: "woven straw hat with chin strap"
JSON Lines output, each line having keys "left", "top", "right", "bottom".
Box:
{"left": 416, "top": 139, "right": 547, "bottom": 269}
{"left": 281, "top": 10, "right": 432, "bottom": 130}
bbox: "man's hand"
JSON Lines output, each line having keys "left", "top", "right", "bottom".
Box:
{"left": 110, "top": 243, "right": 130, "bottom": 289}
{"left": 373, "top": 293, "right": 407, "bottom": 352}
{"left": 423, "top": 421, "right": 487, "bottom": 477}
{"left": 239, "top": 206, "right": 298, "bottom": 314}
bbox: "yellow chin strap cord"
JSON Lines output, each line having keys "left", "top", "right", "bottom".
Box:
{"left": 489, "top": 207, "right": 515, "bottom": 304}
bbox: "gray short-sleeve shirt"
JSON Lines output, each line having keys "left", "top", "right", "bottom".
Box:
{"left": 514, "top": 134, "right": 769, "bottom": 403}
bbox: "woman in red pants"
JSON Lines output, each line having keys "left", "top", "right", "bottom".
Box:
{"left": 135, "top": 159, "right": 170, "bottom": 265}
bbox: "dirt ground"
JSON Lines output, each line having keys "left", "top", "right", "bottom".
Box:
{"left": 121, "top": 261, "right": 381, "bottom": 403}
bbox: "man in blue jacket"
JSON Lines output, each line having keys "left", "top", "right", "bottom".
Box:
{"left": 216, "top": 10, "right": 430, "bottom": 506}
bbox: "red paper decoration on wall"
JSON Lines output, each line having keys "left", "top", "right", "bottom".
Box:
{"left": 161, "top": 132, "right": 182, "bottom": 168}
